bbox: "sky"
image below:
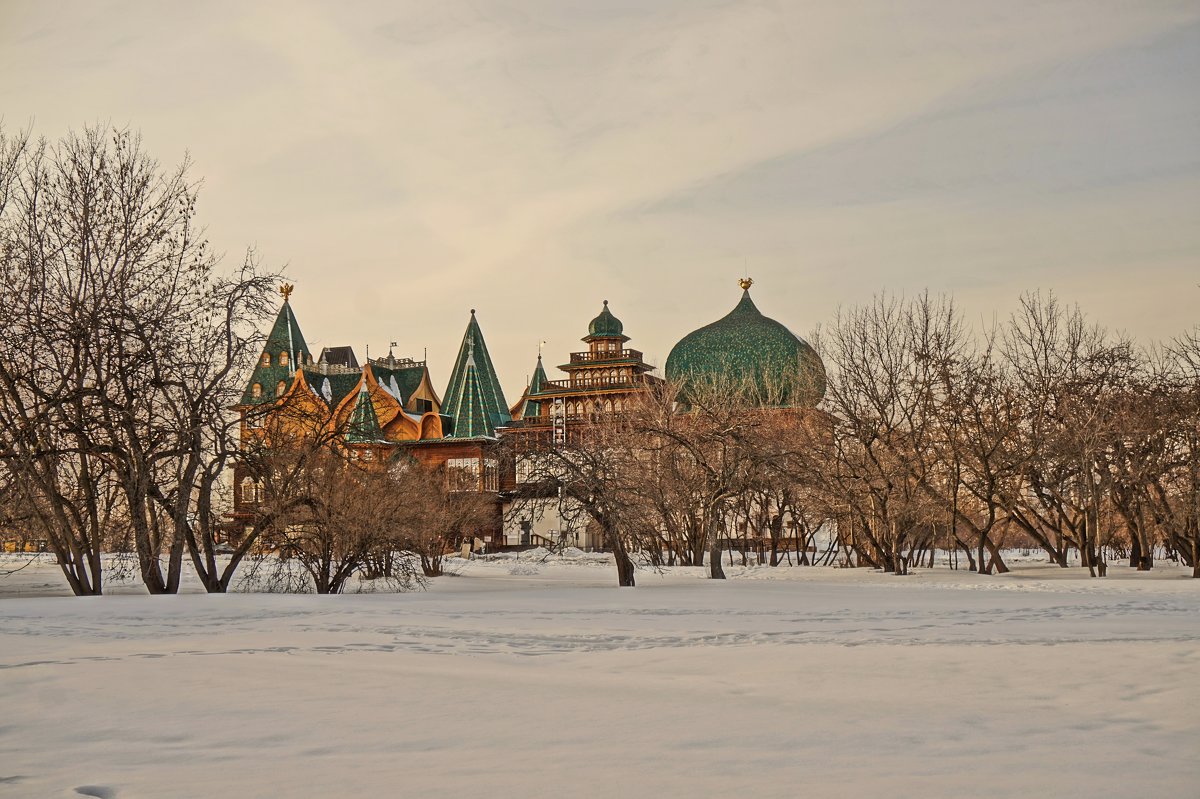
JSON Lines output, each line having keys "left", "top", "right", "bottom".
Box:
{"left": 2, "top": 0, "right": 1198, "bottom": 401}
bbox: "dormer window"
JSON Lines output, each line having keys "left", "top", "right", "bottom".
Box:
{"left": 276, "top": 380, "right": 287, "bottom": 396}
{"left": 251, "top": 383, "right": 262, "bottom": 398}
{"left": 280, "top": 352, "right": 289, "bottom": 367}
{"left": 260, "top": 353, "right": 270, "bottom": 367}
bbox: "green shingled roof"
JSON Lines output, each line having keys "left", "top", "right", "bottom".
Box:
{"left": 665, "top": 288, "right": 826, "bottom": 408}
{"left": 514, "top": 355, "right": 549, "bottom": 419}
{"left": 372, "top": 363, "right": 425, "bottom": 406}
{"left": 442, "top": 311, "right": 511, "bottom": 438}
{"left": 584, "top": 300, "right": 628, "bottom": 342}
{"left": 525, "top": 355, "right": 548, "bottom": 417}
{"left": 240, "top": 300, "right": 312, "bottom": 405}
{"left": 345, "top": 384, "right": 386, "bottom": 443}
{"left": 298, "top": 370, "right": 361, "bottom": 409}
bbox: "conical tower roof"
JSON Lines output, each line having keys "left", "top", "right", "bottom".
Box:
{"left": 510, "top": 354, "right": 549, "bottom": 420}
{"left": 345, "top": 382, "right": 386, "bottom": 444}
{"left": 443, "top": 310, "right": 511, "bottom": 438}
{"left": 528, "top": 354, "right": 548, "bottom": 395}
{"left": 665, "top": 279, "right": 825, "bottom": 407}
{"left": 240, "top": 286, "right": 313, "bottom": 405}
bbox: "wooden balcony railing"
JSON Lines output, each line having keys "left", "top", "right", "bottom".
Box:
{"left": 567, "top": 349, "right": 643, "bottom": 364}
{"left": 541, "top": 377, "right": 643, "bottom": 391}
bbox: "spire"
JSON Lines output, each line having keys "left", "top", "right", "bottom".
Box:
{"left": 240, "top": 294, "right": 313, "bottom": 405}
{"left": 530, "top": 354, "right": 548, "bottom": 395}
{"left": 345, "top": 382, "right": 385, "bottom": 444}
{"left": 443, "top": 310, "right": 511, "bottom": 438}
{"left": 510, "top": 353, "right": 550, "bottom": 421}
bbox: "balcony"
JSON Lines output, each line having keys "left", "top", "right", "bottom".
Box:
{"left": 566, "top": 348, "right": 643, "bottom": 364}
{"left": 541, "top": 377, "right": 643, "bottom": 391}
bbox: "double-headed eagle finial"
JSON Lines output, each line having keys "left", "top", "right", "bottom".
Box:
{"left": 280, "top": 282, "right": 294, "bottom": 301}
{"left": 738, "top": 277, "right": 754, "bottom": 291}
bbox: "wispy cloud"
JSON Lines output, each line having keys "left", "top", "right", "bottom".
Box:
{"left": 2, "top": 0, "right": 1197, "bottom": 399}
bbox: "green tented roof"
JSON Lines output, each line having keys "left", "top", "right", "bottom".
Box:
{"left": 514, "top": 355, "right": 549, "bottom": 419}
{"left": 345, "top": 384, "right": 387, "bottom": 443}
{"left": 240, "top": 300, "right": 313, "bottom": 405}
{"left": 442, "top": 311, "right": 511, "bottom": 438}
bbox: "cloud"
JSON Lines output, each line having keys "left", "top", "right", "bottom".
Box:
{"left": 2, "top": 0, "right": 1197, "bottom": 398}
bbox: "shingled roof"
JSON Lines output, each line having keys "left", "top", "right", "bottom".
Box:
{"left": 510, "top": 354, "right": 549, "bottom": 420}
{"left": 442, "top": 310, "right": 511, "bottom": 438}
{"left": 345, "top": 383, "right": 387, "bottom": 444}
{"left": 372, "top": 363, "right": 426, "bottom": 406}
{"left": 240, "top": 297, "right": 312, "bottom": 405}
{"left": 319, "top": 346, "right": 359, "bottom": 370}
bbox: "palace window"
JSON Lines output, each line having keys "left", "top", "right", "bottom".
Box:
{"left": 280, "top": 351, "right": 289, "bottom": 366}
{"left": 240, "top": 477, "right": 254, "bottom": 505}
{"left": 482, "top": 459, "right": 499, "bottom": 492}
{"left": 251, "top": 383, "right": 262, "bottom": 398}
{"left": 276, "top": 380, "right": 287, "bottom": 396}
{"left": 447, "top": 457, "right": 480, "bottom": 492}
{"left": 260, "top": 353, "right": 270, "bottom": 367}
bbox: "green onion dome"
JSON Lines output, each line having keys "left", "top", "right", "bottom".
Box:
{"left": 585, "top": 300, "right": 628, "bottom": 342}
{"left": 665, "top": 279, "right": 826, "bottom": 407}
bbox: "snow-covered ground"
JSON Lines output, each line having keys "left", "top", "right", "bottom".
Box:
{"left": 2, "top": 553, "right": 1197, "bottom": 798}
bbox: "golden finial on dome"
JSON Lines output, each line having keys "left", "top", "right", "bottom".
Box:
{"left": 280, "top": 282, "right": 294, "bottom": 301}
{"left": 738, "top": 277, "right": 754, "bottom": 291}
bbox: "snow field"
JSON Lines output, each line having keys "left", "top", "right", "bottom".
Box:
{"left": 0, "top": 555, "right": 1196, "bottom": 798}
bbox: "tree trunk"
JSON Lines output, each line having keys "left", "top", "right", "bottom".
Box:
{"left": 707, "top": 514, "right": 725, "bottom": 580}
{"left": 615, "top": 548, "right": 636, "bottom": 587}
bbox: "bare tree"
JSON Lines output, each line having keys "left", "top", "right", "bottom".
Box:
{"left": 250, "top": 448, "right": 422, "bottom": 594}
{"left": 504, "top": 413, "right": 649, "bottom": 587}
{"left": 398, "top": 462, "right": 495, "bottom": 578}
{"left": 0, "top": 124, "right": 279, "bottom": 595}
{"left": 1001, "top": 293, "right": 1136, "bottom": 575}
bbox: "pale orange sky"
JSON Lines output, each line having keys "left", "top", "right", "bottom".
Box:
{"left": 2, "top": 0, "right": 1197, "bottom": 401}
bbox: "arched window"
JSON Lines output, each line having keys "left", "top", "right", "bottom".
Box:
{"left": 240, "top": 477, "right": 254, "bottom": 504}
{"left": 280, "top": 351, "right": 289, "bottom": 367}
{"left": 251, "top": 383, "right": 262, "bottom": 398}
{"left": 260, "top": 353, "right": 270, "bottom": 367}
{"left": 276, "top": 380, "right": 287, "bottom": 396}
